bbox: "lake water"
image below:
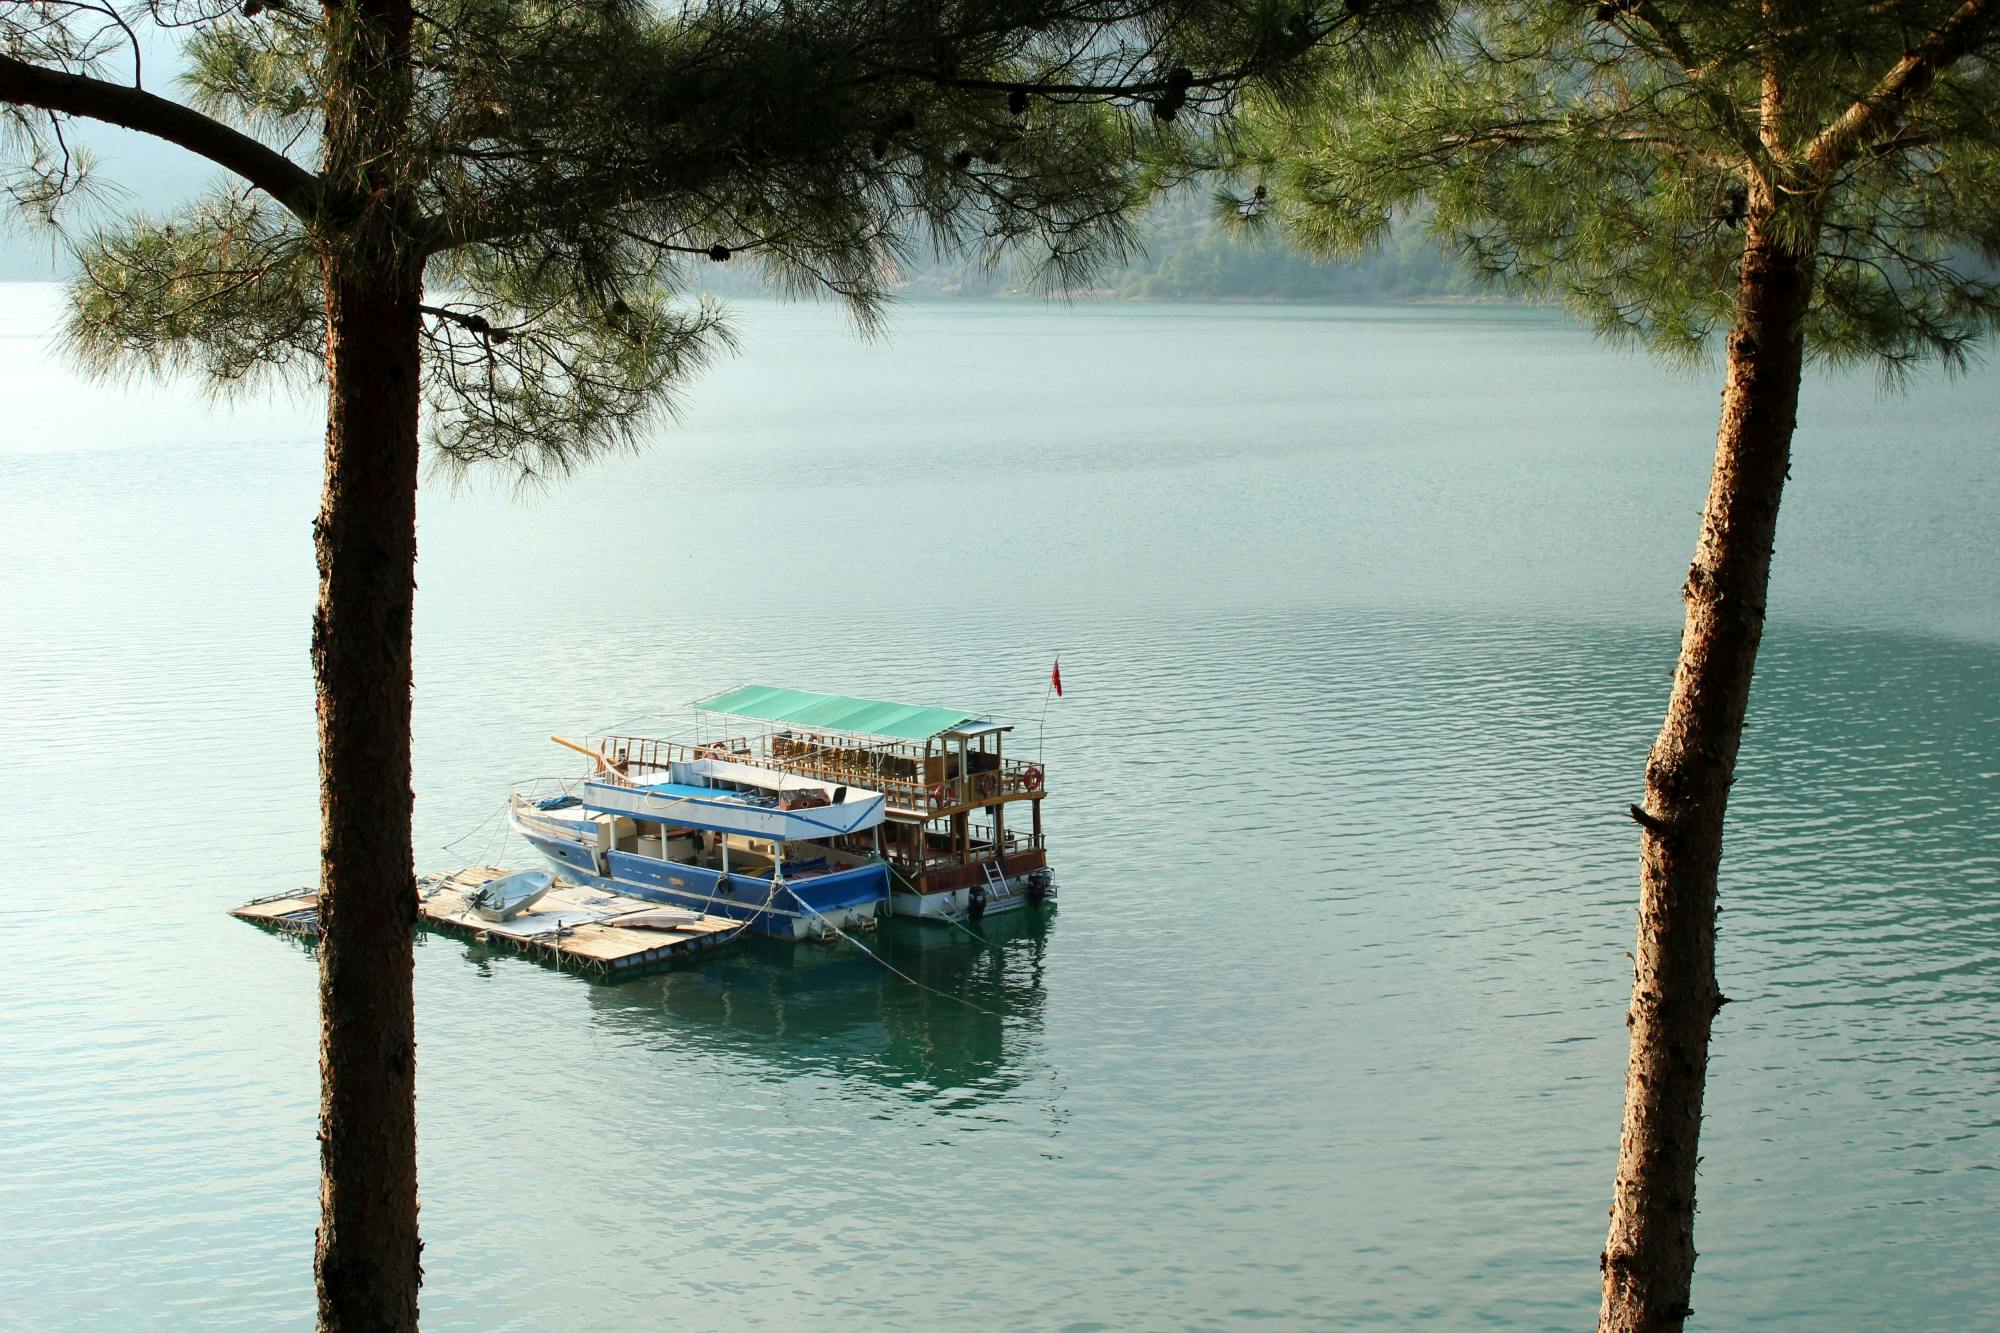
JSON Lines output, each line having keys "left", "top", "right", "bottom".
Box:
{"left": 0, "top": 285, "right": 1994, "bottom": 1329}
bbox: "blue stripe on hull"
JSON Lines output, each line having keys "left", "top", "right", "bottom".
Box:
{"left": 537, "top": 838, "right": 601, "bottom": 876}
{"left": 518, "top": 833, "right": 886, "bottom": 940}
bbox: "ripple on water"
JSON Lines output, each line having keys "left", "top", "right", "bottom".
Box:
{"left": 3, "top": 298, "right": 1996, "bottom": 1328}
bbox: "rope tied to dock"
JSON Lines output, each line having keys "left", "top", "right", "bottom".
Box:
{"left": 442, "top": 774, "right": 580, "bottom": 856}
{"left": 779, "top": 885, "right": 1001, "bottom": 1017}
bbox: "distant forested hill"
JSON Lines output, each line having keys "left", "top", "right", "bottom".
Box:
{"left": 889, "top": 193, "right": 1489, "bottom": 301}
{"left": 1113, "top": 199, "right": 1484, "bottom": 300}
{"left": 3, "top": 134, "right": 1481, "bottom": 300}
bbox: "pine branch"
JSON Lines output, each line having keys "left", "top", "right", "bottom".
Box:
{"left": 1620, "top": 0, "right": 1771, "bottom": 172}
{"left": 0, "top": 52, "right": 321, "bottom": 220}
{"left": 1805, "top": 0, "right": 2000, "bottom": 177}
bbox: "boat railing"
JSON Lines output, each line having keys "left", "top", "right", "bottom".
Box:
{"left": 592, "top": 734, "right": 759, "bottom": 784}
{"left": 593, "top": 731, "right": 1047, "bottom": 811}
{"left": 765, "top": 732, "right": 927, "bottom": 798}
{"left": 940, "top": 757, "right": 1046, "bottom": 805}
{"left": 910, "top": 827, "right": 1041, "bottom": 870}
{"left": 967, "top": 823, "right": 1044, "bottom": 853}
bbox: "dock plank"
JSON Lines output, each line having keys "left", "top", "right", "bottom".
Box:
{"left": 231, "top": 866, "right": 745, "bottom": 975}
{"left": 229, "top": 892, "right": 323, "bottom": 936}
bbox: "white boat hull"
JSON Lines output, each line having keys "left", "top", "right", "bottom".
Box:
{"left": 890, "top": 873, "right": 1053, "bottom": 924}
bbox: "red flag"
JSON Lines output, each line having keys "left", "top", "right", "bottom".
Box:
{"left": 1050, "top": 658, "right": 1063, "bottom": 698}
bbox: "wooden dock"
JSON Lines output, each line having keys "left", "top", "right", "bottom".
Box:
{"left": 231, "top": 866, "right": 746, "bottom": 976}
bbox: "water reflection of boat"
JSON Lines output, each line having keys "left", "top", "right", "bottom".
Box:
{"left": 579, "top": 908, "right": 1055, "bottom": 1099}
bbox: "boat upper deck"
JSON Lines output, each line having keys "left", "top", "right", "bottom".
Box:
{"left": 588, "top": 685, "right": 1049, "bottom": 820}
{"left": 578, "top": 759, "right": 888, "bottom": 841}
{"left": 625, "top": 780, "right": 760, "bottom": 804}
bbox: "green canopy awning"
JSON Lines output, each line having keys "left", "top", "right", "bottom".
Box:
{"left": 694, "top": 685, "right": 981, "bottom": 742}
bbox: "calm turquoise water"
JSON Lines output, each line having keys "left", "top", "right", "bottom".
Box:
{"left": 1, "top": 287, "right": 1995, "bottom": 1329}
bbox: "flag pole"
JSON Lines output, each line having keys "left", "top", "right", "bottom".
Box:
{"left": 1039, "top": 652, "right": 1059, "bottom": 767}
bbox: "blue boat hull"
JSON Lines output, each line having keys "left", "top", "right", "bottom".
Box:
{"left": 517, "top": 831, "right": 886, "bottom": 941}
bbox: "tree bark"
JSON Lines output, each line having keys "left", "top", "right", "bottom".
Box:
{"left": 312, "top": 1, "right": 422, "bottom": 1329}
{"left": 313, "top": 250, "right": 422, "bottom": 1332}
{"left": 1598, "top": 208, "right": 1816, "bottom": 1333}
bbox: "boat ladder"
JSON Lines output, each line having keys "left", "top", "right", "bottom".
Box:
{"left": 978, "top": 857, "right": 1009, "bottom": 899}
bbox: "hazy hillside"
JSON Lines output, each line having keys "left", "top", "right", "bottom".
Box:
{"left": 4, "top": 130, "right": 1484, "bottom": 299}
{"left": 888, "top": 192, "right": 1487, "bottom": 302}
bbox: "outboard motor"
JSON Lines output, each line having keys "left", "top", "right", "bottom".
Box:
{"left": 967, "top": 882, "right": 987, "bottom": 923}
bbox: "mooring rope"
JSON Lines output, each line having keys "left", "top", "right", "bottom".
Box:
{"left": 697, "top": 876, "right": 782, "bottom": 948}
{"left": 440, "top": 773, "right": 582, "bottom": 855}
{"left": 779, "top": 884, "right": 1000, "bottom": 1016}
{"left": 441, "top": 799, "right": 510, "bottom": 855}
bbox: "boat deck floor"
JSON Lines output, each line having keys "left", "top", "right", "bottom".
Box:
{"left": 230, "top": 866, "right": 745, "bottom": 975}
{"left": 626, "top": 781, "right": 753, "bottom": 803}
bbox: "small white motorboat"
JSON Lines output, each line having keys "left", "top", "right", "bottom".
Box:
{"left": 467, "top": 869, "right": 556, "bottom": 923}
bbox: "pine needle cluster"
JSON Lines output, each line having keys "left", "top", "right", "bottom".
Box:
{"left": 1241, "top": 2, "right": 2000, "bottom": 376}
{"left": 8, "top": 0, "right": 1443, "bottom": 481}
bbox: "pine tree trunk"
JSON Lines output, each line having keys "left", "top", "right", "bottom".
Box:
{"left": 312, "top": 0, "right": 422, "bottom": 1329}
{"left": 312, "top": 250, "right": 422, "bottom": 1332}
{"left": 1598, "top": 210, "right": 1815, "bottom": 1333}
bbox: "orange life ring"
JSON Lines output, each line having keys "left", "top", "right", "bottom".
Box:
{"left": 1021, "top": 765, "right": 1043, "bottom": 791}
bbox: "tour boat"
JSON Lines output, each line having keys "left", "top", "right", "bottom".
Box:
{"left": 508, "top": 685, "right": 1053, "bottom": 929}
